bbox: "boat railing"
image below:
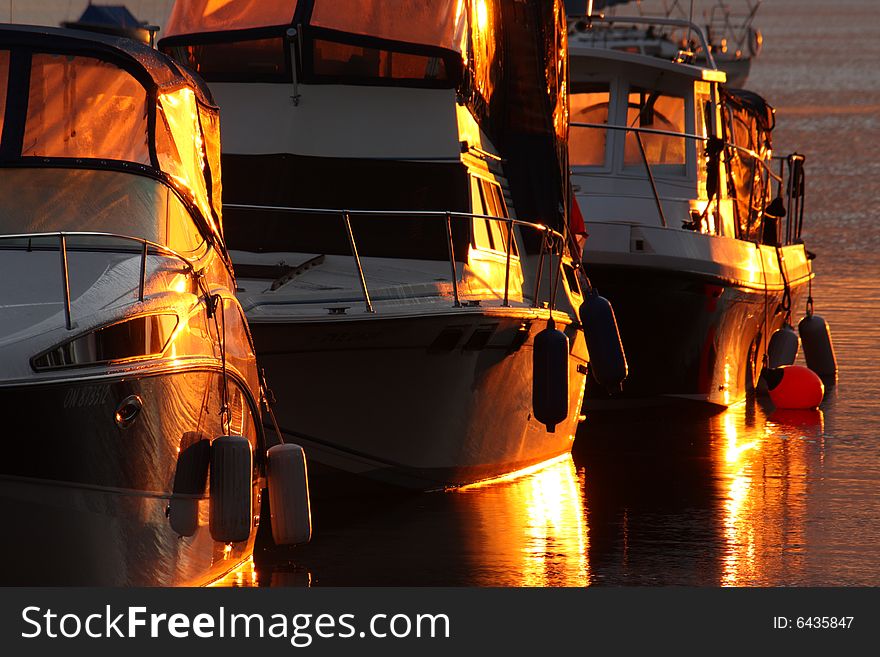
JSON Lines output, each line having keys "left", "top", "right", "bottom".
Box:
{"left": 705, "top": 0, "right": 762, "bottom": 54}
{"left": 0, "top": 232, "right": 194, "bottom": 330}
{"left": 224, "top": 204, "right": 570, "bottom": 315}
{"left": 569, "top": 15, "right": 717, "bottom": 69}
{"left": 570, "top": 120, "right": 806, "bottom": 244}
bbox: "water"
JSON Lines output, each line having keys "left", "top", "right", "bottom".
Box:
{"left": 223, "top": 0, "right": 879, "bottom": 587}
{"left": 9, "top": 0, "right": 878, "bottom": 587}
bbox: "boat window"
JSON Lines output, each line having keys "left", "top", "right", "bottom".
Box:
{"left": 165, "top": 188, "right": 208, "bottom": 254}
{"left": 569, "top": 83, "right": 610, "bottom": 166}
{"left": 0, "top": 168, "right": 205, "bottom": 251}
{"left": 624, "top": 88, "right": 686, "bottom": 169}
{"left": 156, "top": 87, "right": 212, "bottom": 225}
{"left": 311, "top": 39, "right": 449, "bottom": 84}
{"left": 470, "top": 176, "right": 494, "bottom": 250}
{"left": 0, "top": 50, "right": 8, "bottom": 140}
{"left": 479, "top": 179, "right": 514, "bottom": 254}
{"left": 168, "top": 38, "right": 288, "bottom": 82}
{"left": 470, "top": 177, "right": 516, "bottom": 255}
{"left": 22, "top": 54, "right": 150, "bottom": 164}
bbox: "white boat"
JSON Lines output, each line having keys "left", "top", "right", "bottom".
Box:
{"left": 568, "top": 16, "right": 814, "bottom": 408}
{"left": 160, "top": 1, "right": 591, "bottom": 490}
{"left": 566, "top": 0, "right": 764, "bottom": 88}
{"left": 0, "top": 25, "right": 281, "bottom": 585}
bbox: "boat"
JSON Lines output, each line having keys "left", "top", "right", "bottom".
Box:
{"left": 159, "top": 0, "right": 591, "bottom": 490}
{"left": 567, "top": 15, "right": 814, "bottom": 408}
{"left": 565, "top": 0, "right": 763, "bottom": 88}
{"left": 61, "top": 4, "right": 160, "bottom": 45}
{"left": 0, "top": 25, "right": 284, "bottom": 585}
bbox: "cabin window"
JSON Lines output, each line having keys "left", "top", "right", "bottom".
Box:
{"left": 470, "top": 176, "right": 494, "bottom": 250}
{"left": 0, "top": 50, "right": 8, "bottom": 140}
{"left": 311, "top": 39, "right": 448, "bottom": 83}
{"left": 624, "top": 88, "right": 686, "bottom": 170}
{"left": 22, "top": 54, "right": 150, "bottom": 164}
{"left": 470, "top": 177, "right": 516, "bottom": 255}
{"left": 170, "top": 38, "right": 288, "bottom": 82}
{"left": 569, "top": 83, "right": 610, "bottom": 166}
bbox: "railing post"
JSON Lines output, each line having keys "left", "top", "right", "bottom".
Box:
{"left": 342, "top": 211, "right": 374, "bottom": 313}
{"left": 532, "top": 230, "right": 548, "bottom": 308}
{"left": 139, "top": 240, "right": 148, "bottom": 302}
{"left": 503, "top": 217, "right": 513, "bottom": 307}
{"left": 58, "top": 234, "right": 72, "bottom": 330}
{"left": 445, "top": 212, "right": 461, "bottom": 308}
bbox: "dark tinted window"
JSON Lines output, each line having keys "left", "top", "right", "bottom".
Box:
{"left": 167, "top": 38, "right": 288, "bottom": 82}
{"left": 311, "top": 39, "right": 448, "bottom": 84}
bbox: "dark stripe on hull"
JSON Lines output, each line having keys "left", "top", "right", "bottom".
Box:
{"left": 0, "top": 369, "right": 262, "bottom": 586}
{"left": 252, "top": 312, "right": 588, "bottom": 490}
{"left": 584, "top": 264, "right": 809, "bottom": 407}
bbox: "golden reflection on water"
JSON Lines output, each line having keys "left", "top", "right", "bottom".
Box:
{"left": 457, "top": 454, "right": 590, "bottom": 587}
{"left": 715, "top": 401, "right": 823, "bottom": 587}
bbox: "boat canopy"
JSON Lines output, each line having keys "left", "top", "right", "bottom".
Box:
{"left": 0, "top": 25, "right": 224, "bottom": 243}
{"left": 721, "top": 86, "right": 775, "bottom": 242}
{"left": 166, "top": 0, "right": 465, "bottom": 54}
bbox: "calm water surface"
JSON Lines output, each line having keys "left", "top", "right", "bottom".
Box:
{"left": 18, "top": 0, "right": 870, "bottom": 587}
{"left": 215, "top": 0, "right": 880, "bottom": 588}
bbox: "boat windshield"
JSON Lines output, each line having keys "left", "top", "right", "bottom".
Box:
{"left": 0, "top": 169, "right": 206, "bottom": 254}
{"left": 23, "top": 53, "right": 150, "bottom": 165}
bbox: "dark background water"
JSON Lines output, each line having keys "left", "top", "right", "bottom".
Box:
{"left": 224, "top": 0, "right": 879, "bottom": 587}
{"left": 15, "top": 0, "right": 877, "bottom": 587}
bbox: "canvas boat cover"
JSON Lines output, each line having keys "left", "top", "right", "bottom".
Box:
{"left": 721, "top": 86, "right": 775, "bottom": 241}
{"left": 0, "top": 25, "right": 224, "bottom": 242}
{"left": 166, "top": 0, "right": 466, "bottom": 54}
{"left": 163, "top": 0, "right": 571, "bottom": 234}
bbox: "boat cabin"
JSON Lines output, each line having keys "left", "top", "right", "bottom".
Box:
{"left": 569, "top": 45, "right": 782, "bottom": 246}
{"left": 569, "top": 47, "right": 736, "bottom": 236}
{"left": 0, "top": 25, "right": 225, "bottom": 259}
{"left": 160, "top": 1, "right": 573, "bottom": 307}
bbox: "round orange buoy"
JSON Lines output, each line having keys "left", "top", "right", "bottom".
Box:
{"left": 763, "top": 365, "right": 825, "bottom": 410}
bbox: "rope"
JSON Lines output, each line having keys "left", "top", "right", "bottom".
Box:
{"left": 758, "top": 245, "right": 769, "bottom": 369}
{"left": 258, "top": 367, "right": 286, "bottom": 447}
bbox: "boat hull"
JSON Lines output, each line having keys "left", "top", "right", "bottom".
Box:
{"left": 251, "top": 310, "right": 588, "bottom": 490}
{"left": 0, "top": 368, "right": 262, "bottom": 586}
{"left": 583, "top": 261, "right": 809, "bottom": 408}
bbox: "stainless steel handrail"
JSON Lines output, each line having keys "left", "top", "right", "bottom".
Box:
{"left": 574, "top": 15, "right": 718, "bottom": 70}
{"left": 0, "top": 231, "right": 194, "bottom": 330}
{"left": 569, "top": 122, "right": 807, "bottom": 244}
{"left": 341, "top": 211, "right": 374, "bottom": 314}
{"left": 223, "top": 204, "right": 569, "bottom": 314}
{"left": 570, "top": 120, "right": 783, "bottom": 182}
